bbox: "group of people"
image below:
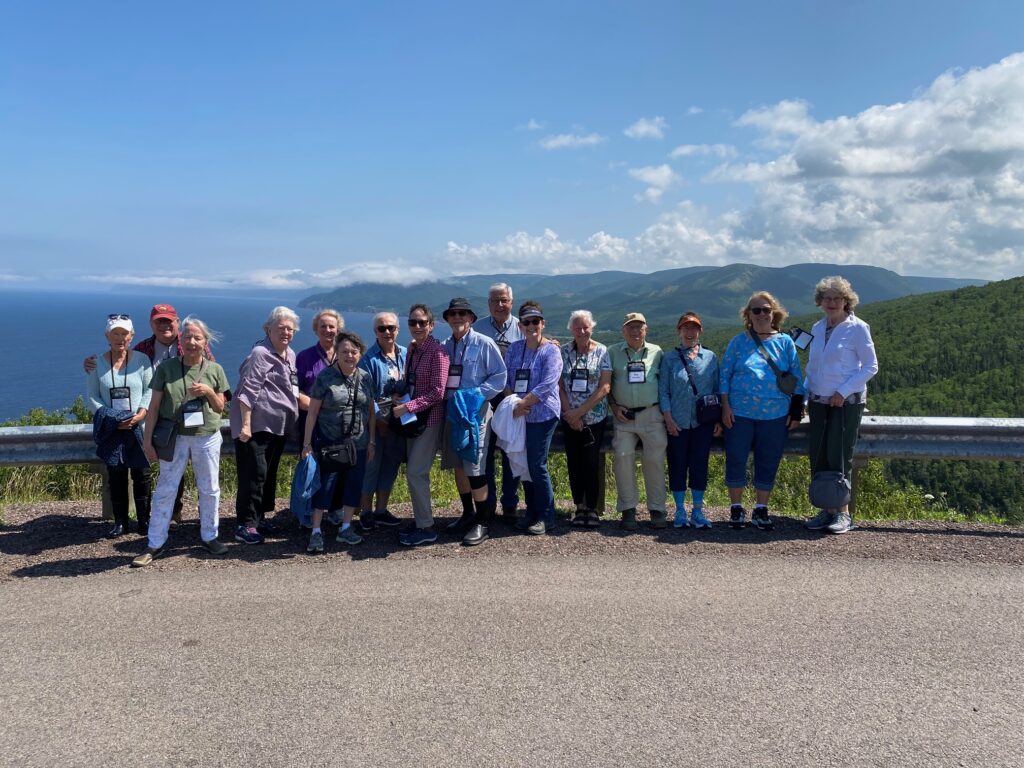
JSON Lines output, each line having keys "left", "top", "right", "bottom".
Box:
{"left": 84, "top": 276, "right": 878, "bottom": 566}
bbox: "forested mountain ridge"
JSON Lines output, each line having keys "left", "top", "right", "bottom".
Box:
{"left": 301, "top": 263, "right": 984, "bottom": 328}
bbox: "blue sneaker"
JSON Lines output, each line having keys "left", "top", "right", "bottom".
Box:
{"left": 673, "top": 508, "right": 690, "bottom": 528}
{"left": 690, "top": 507, "right": 712, "bottom": 529}
{"left": 234, "top": 525, "right": 264, "bottom": 545}
{"left": 400, "top": 527, "right": 437, "bottom": 547}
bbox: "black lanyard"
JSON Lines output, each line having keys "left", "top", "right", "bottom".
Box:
{"left": 570, "top": 343, "right": 590, "bottom": 372}
{"left": 335, "top": 365, "right": 360, "bottom": 438}
{"left": 491, "top": 318, "right": 512, "bottom": 344}
{"left": 677, "top": 347, "right": 702, "bottom": 398}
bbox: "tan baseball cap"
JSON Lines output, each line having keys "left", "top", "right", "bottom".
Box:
{"left": 622, "top": 312, "right": 647, "bottom": 326}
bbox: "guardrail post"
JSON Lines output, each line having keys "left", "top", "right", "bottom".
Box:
{"left": 850, "top": 456, "right": 868, "bottom": 519}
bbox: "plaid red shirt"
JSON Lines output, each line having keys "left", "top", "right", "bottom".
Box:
{"left": 405, "top": 335, "right": 449, "bottom": 427}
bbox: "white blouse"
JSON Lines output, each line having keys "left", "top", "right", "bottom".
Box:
{"left": 803, "top": 313, "right": 879, "bottom": 399}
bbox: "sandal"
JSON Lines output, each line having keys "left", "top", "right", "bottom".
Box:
{"left": 571, "top": 511, "right": 589, "bottom": 527}
{"left": 586, "top": 510, "right": 602, "bottom": 528}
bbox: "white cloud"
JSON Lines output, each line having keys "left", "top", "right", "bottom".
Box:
{"left": 670, "top": 143, "right": 738, "bottom": 159}
{"left": 687, "top": 106, "right": 704, "bottom": 116}
{"left": 628, "top": 164, "right": 680, "bottom": 203}
{"left": 519, "top": 118, "right": 545, "bottom": 131}
{"left": 538, "top": 132, "right": 606, "bottom": 150}
{"left": 624, "top": 116, "right": 668, "bottom": 140}
{"left": 0, "top": 272, "right": 34, "bottom": 282}
{"left": 444, "top": 53, "right": 1024, "bottom": 280}
{"left": 446, "top": 229, "right": 630, "bottom": 274}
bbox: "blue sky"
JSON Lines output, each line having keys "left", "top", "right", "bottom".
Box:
{"left": 2, "top": 0, "right": 1023, "bottom": 290}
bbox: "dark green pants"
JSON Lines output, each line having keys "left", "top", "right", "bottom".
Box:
{"left": 808, "top": 401, "right": 864, "bottom": 479}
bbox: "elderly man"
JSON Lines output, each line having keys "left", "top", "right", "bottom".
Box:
{"left": 607, "top": 312, "right": 668, "bottom": 530}
{"left": 472, "top": 282, "right": 524, "bottom": 520}
{"left": 440, "top": 297, "right": 507, "bottom": 546}
{"left": 84, "top": 303, "right": 215, "bottom": 525}
{"left": 357, "top": 311, "right": 407, "bottom": 531}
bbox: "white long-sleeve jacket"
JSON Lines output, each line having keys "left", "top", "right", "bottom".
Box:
{"left": 803, "top": 313, "right": 879, "bottom": 399}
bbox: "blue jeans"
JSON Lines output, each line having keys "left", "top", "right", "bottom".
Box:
{"left": 486, "top": 425, "right": 520, "bottom": 509}
{"left": 361, "top": 429, "right": 407, "bottom": 497}
{"left": 724, "top": 415, "right": 789, "bottom": 491}
{"left": 521, "top": 417, "right": 558, "bottom": 527}
{"left": 666, "top": 421, "right": 715, "bottom": 492}
{"left": 314, "top": 449, "right": 368, "bottom": 510}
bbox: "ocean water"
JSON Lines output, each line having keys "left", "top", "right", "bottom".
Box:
{"left": 0, "top": 288, "right": 405, "bottom": 422}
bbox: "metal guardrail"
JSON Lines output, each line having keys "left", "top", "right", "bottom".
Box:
{"left": 3, "top": 416, "right": 1023, "bottom": 467}
{"left": 3, "top": 418, "right": 1022, "bottom": 516}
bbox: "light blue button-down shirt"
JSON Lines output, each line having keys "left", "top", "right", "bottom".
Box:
{"left": 442, "top": 329, "right": 507, "bottom": 401}
{"left": 659, "top": 346, "right": 720, "bottom": 429}
{"left": 358, "top": 341, "right": 407, "bottom": 404}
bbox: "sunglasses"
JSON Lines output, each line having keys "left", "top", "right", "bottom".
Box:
{"left": 108, "top": 313, "right": 131, "bottom": 320}
{"left": 749, "top": 306, "right": 773, "bottom": 316}
{"left": 376, "top": 325, "right": 398, "bottom": 333}
{"left": 408, "top": 319, "right": 430, "bottom": 328}
{"left": 448, "top": 310, "right": 470, "bottom": 317}
{"left": 520, "top": 317, "right": 543, "bottom": 327}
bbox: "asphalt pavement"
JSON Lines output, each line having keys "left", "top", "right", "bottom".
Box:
{"left": 1, "top": 552, "right": 1022, "bottom": 767}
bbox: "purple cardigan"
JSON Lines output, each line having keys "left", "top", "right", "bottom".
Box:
{"left": 504, "top": 340, "right": 563, "bottom": 423}
{"left": 228, "top": 337, "right": 298, "bottom": 438}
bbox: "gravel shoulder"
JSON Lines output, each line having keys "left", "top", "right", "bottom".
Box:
{"left": 2, "top": 498, "right": 1021, "bottom": 581}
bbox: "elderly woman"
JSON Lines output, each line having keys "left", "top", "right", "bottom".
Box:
{"left": 295, "top": 309, "right": 343, "bottom": 442}
{"left": 803, "top": 277, "right": 879, "bottom": 534}
{"left": 357, "top": 311, "right": 407, "bottom": 532}
{"left": 229, "top": 306, "right": 301, "bottom": 545}
{"left": 395, "top": 304, "right": 450, "bottom": 547}
{"left": 504, "top": 301, "right": 563, "bottom": 536}
{"left": 301, "top": 331, "right": 375, "bottom": 552}
{"left": 559, "top": 310, "right": 611, "bottom": 528}
{"left": 659, "top": 312, "right": 721, "bottom": 529}
{"left": 720, "top": 292, "right": 804, "bottom": 531}
{"left": 134, "top": 317, "right": 230, "bottom": 566}
{"left": 86, "top": 314, "right": 153, "bottom": 538}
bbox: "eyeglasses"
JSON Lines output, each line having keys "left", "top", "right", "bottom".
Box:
{"left": 488, "top": 297, "right": 512, "bottom": 305}
{"left": 376, "top": 325, "right": 398, "bottom": 333}
{"left": 448, "top": 310, "right": 470, "bottom": 317}
{"left": 520, "top": 317, "right": 543, "bottom": 327}
{"left": 749, "top": 307, "right": 773, "bottom": 316}
{"left": 108, "top": 313, "right": 131, "bottom": 320}
{"left": 408, "top": 319, "right": 430, "bottom": 328}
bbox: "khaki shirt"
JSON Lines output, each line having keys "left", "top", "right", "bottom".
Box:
{"left": 607, "top": 341, "right": 663, "bottom": 409}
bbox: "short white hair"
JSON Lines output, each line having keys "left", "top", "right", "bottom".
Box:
{"left": 488, "top": 282, "right": 513, "bottom": 300}
{"left": 372, "top": 311, "right": 398, "bottom": 327}
{"left": 567, "top": 309, "right": 596, "bottom": 332}
{"left": 264, "top": 306, "right": 300, "bottom": 334}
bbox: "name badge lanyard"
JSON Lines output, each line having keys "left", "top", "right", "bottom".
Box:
{"left": 289, "top": 360, "right": 300, "bottom": 399}
{"left": 109, "top": 357, "right": 131, "bottom": 412}
{"left": 626, "top": 347, "right": 647, "bottom": 384}
{"left": 180, "top": 356, "right": 208, "bottom": 428}
{"left": 447, "top": 337, "right": 467, "bottom": 390}
{"left": 513, "top": 345, "right": 536, "bottom": 395}
{"left": 570, "top": 344, "right": 590, "bottom": 393}
{"left": 492, "top": 318, "right": 511, "bottom": 356}
{"left": 333, "top": 366, "right": 360, "bottom": 443}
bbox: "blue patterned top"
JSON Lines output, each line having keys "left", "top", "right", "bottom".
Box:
{"left": 659, "top": 346, "right": 719, "bottom": 429}
{"left": 560, "top": 341, "right": 612, "bottom": 426}
{"left": 720, "top": 332, "right": 804, "bottom": 420}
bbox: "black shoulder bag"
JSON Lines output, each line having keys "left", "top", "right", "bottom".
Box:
{"left": 678, "top": 349, "right": 721, "bottom": 425}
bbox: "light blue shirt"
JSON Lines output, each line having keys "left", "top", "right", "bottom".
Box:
{"left": 659, "top": 346, "right": 720, "bottom": 429}
{"left": 442, "top": 329, "right": 507, "bottom": 401}
{"left": 86, "top": 352, "right": 153, "bottom": 415}
{"left": 358, "top": 341, "right": 408, "bottom": 404}
{"left": 472, "top": 315, "right": 523, "bottom": 358}
{"left": 720, "top": 331, "right": 804, "bottom": 421}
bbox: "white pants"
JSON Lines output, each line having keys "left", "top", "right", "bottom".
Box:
{"left": 148, "top": 431, "right": 223, "bottom": 549}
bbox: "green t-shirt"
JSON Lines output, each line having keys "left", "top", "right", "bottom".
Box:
{"left": 151, "top": 359, "right": 230, "bottom": 436}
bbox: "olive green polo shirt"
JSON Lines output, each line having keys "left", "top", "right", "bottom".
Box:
{"left": 607, "top": 341, "right": 663, "bottom": 409}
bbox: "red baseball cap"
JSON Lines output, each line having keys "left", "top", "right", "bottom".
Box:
{"left": 150, "top": 304, "right": 178, "bottom": 321}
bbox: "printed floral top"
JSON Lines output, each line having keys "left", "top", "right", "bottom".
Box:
{"left": 720, "top": 331, "right": 804, "bottom": 421}
{"left": 560, "top": 341, "right": 612, "bottom": 426}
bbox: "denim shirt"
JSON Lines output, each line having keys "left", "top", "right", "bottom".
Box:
{"left": 358, "top": 341, "right": 408, "bottom": 404}
{"left": 472, "top": 315, "right": 523, "bottom": 359}
{"left": 442, "top": 329, "right": 507, "bottom": 401}
{"left": 659, "top": 346, "right": 720, "bottom": 429}
{"left": 720, "top": 331, "right": 804, "bottom": 421}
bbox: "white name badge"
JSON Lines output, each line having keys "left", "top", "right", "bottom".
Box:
{"left": 627, "top": 361, "right": 646, "bottom": 384}
{"left": 182, "top": 398, "right": 205, "bottom": 428}
{"left": 571, "top": 369, "right": 589, "bottom": 393}
{"left": 446, "top": 364, "right": 463, "bottom": 390}
{"left": 290, "top": 372, "right": 300, "bottom": 398}
{"left": 790, "top": 327, "right": 814, "bottom": 350}
{"left": 109, "top": 386, "right": 131, "bottom": 412}
{"left": 514, "top": 369, "right": 530, "bottom": 394}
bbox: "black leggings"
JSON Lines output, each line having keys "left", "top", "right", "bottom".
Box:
{"left": 563, "top": 419, "right": 606, "bottom": 510}
{"left": 234, "top": 431, "right": 287, "bottom": 528}
{"left": 108, "top": 466, "right": 152, "bottom": 528}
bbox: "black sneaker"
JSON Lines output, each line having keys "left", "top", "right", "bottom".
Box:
{"left": 374, "top": 509, "right": 402, "bottom": 527}
{"left": 751, "top": 506, "right": 774, "bottom": 531}
{"left": 358, "top": 513, "right": 377, "bottom": 533}
{"left": 729, "top": 505, "right": 747, "bottom": 529}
